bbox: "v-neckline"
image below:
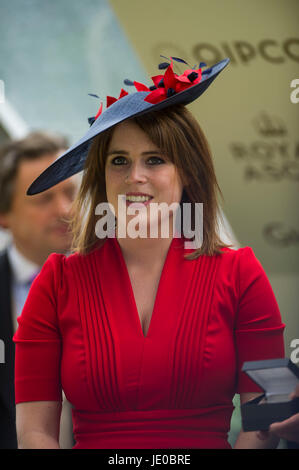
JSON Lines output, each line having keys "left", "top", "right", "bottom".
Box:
{"left": 112, "top": 237, "right": 178, "bottom": 339}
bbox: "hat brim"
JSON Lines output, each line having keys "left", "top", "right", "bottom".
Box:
{"left": 27, "top": 58, "right": 229, "bottom": 195}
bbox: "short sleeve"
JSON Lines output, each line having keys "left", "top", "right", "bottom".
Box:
{"left": 235, "top": 247, "right": 285, "bottom": 393}
{"left": 13, "top": 253, "right": 64, "bottom": 404}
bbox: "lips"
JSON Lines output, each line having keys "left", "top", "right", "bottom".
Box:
{"left": 125, "top": 192, "right": 153, "bottom": 205}
{"left": 50, "top": 222, "right": 70, "bottom": 235}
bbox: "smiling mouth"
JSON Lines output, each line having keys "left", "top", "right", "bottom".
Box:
{"left": 126, "top": 194, "right": 153, "bottom": 203}
{"left": 51, "top": 223, "right": 70, "bottom": 235}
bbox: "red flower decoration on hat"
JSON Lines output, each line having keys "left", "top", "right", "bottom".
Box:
{"left": 106, "top": 88, "right": 128, "bottom": 108}
{"left": 93, "top": 102, "right": 103, "bottom": 121}
{"left": 144, "top": 59, "right": 202, "bottom": 105}
{"left": 92, "top": 88, "right": 129, "bottom": 122}
{"left": 88, "top": 57, "right": 204, "bottom": 126}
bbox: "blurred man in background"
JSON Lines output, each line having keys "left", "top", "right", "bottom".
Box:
{"left": 0, "top": 131, "right": 78, "bottom": 448}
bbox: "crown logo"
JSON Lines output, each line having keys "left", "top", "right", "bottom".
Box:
{"left": 253, "top": 112, "right": 287, "bottom": 137}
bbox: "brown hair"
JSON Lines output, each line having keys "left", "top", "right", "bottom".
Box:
{"left": 71, "top": 105, "right": 232, "bottom": 259}
{"left": 0, "top": 131, "right": 68, "bottom": 213}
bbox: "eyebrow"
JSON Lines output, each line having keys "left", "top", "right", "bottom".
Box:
{"left": 107, "top": 150, "right": 163, "bottom": 156}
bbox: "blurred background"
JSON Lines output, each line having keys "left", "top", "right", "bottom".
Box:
{"left": 0, "top": 0, "right": 298, "bottom": 448}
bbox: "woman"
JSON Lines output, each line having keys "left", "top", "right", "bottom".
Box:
{"left": 13, "top": 57, "right": 285, "bottom": 449}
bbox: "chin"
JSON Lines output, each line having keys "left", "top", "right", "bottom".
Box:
{"left": 50, "top": 238, "right": 72, "bottom": 254}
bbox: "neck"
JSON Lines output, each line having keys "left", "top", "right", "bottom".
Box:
{"left": 116, "top": 235, "right": 174, "bottom": 267}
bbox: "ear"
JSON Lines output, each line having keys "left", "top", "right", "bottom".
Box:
{"left": 0, "top": 212, "right": 10, "bottom": 229}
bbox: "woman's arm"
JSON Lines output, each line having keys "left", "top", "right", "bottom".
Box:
{"left": 233, "top": 393, "right": 280, "bottom": 449}
{"left": 13, "top": 256, "right": 65, "bottom": 449}
{"left": 16, "top": 401, "right": 62, "bottom": 449}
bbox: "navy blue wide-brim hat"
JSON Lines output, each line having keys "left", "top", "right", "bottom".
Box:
{"left": 27, "top": 57, "right": 230, "bottom": 195}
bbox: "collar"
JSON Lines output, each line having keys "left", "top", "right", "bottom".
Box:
{"left": 7, "top": 243, "right": 40, "bottom": 284}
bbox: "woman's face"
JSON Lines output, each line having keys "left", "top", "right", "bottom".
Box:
{"left": 105, "top": 120, "right": 183, "bottom": 237}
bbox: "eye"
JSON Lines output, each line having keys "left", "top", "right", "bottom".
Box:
{"left": 146, "top": 156, "right": 165, "bottom": 165}
{"left": 111, "top": 156, "right": 127, "bottom": 165}
{"left": 31, "top": 193, "right": 53, "bottom": 205}
{"left": 63, "top": 186, "right": 77, "bottom": 201}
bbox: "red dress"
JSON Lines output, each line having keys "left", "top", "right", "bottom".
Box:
{"left": 13, "top": 237, "right": 285, "bottom": 449}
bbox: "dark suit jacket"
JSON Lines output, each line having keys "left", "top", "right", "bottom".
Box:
{"left": 0, "top": 250, "right": 17, "bottom": 448}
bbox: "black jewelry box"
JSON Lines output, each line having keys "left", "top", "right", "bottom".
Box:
{"left": 240, "top": 358, "right": 299, "bottom": 432}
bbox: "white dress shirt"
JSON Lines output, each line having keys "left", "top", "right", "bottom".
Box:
{"left": 7, "top": 244, "right": 40, "bottom": 332}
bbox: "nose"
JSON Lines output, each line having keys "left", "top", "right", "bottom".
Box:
{"left": 125, "top": 161, "right": 147, "bottom": 184}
